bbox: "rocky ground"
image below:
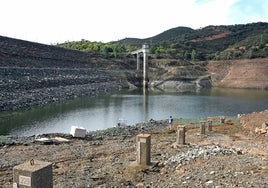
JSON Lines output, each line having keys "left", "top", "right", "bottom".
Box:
{"left": 0, "top": 111, "right": 267, "bottom": 188}
{"left": 0, "top": 67, "right": 126, "bottom": 111}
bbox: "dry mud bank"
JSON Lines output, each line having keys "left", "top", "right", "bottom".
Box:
{"left": 206, "top": 58, "right": 268, "bottom": 89}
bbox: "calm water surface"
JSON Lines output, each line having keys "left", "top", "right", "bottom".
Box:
{"left": 0, "top": 88, "right": 267, "bottom": 136}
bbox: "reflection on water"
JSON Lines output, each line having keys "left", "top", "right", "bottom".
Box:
{"left": 0, "top": 88, "right": 267, "bottom": 136}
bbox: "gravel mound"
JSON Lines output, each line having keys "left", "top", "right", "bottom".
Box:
{"left": 164, "top": 144, "right": 243, "bottom": 168}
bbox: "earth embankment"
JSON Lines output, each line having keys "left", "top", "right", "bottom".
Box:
{"left": 0, "top": 36, "right": 129, "bottom": 111}
{"left": 206, "top": 58, "right": 268, "bottom": 89}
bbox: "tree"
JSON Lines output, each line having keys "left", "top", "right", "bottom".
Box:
{"left": 191, "top": 50, "right": 197, "bottom": 61}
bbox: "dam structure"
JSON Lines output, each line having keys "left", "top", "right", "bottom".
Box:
{"left": 131, "top": 44, "right": 149, "bottom": 88}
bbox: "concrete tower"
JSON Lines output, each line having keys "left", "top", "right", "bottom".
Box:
{"left": 142, "top": 43, "right": 149, "bottom": 88}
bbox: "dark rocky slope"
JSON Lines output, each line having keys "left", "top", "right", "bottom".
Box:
{"left": 0, "top": 36, "right": 128, "bottom": 111}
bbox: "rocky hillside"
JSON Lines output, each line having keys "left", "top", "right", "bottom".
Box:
{"left": 59, "top": 22, "right": 268, "bottom": 60}
{"left": 117, "top": 22, "right": 268, "bottom": 60}
{"left": 0, "top": 36, "right": 129, "bottom": 111}
{"left": 147, "top": 57, "right": 268, "bottom": 90}
{"left": 148, "top": 59, "right": 211, "bottom": 91}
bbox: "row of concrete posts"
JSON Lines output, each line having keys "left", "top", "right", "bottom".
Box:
{"left": 13, "top": 120, "right": 215, "bottom": 187}
{"left": 200, "top": 120, "right": 213, "bottom": 134}
{"left": 136, "top": 120, "right": 214, "bottom": 166}
{"left": 136, "top": 128, "right": 186, "bottom": 166}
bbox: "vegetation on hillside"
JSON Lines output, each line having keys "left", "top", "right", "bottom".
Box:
{"left": 57, "top": 40, "right": 133, "bottom": 58}
{"left": 57, "top": 22, "right": 268, "bottom": 60}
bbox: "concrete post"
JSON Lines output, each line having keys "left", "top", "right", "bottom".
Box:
{"left": 177, "top": 126, "right": 186, "bottom": 145}
{"left": 13, "top": 159, "right": 53, "bottom": 188}
{"left": 208, "top": 120, "right": 213, "bottom": 131}
{"left": 136, "top": 133, "right": 151, "bottom": 165}
{"left": 220, "top": 117, "right": 225, "bottom": 124}
{"left": 200, "top": 121, "right": 206, "bottom": 134}
{"left": 142, "top": 44, "right": 149, "bottom": 88}
{"left": 136, "top": 53, "right": 140, "bottom": 71}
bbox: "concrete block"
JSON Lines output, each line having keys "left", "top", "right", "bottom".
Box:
{"left": 200, "top": 121, "right": 206, "bottom": 134}
{"left": 208, "top": 120, "right": 213, "bottom": 131}
{"left": 220, "top": 117, "right": 225, "bottom": 124}
{"left": 70, "top": 126, "right": 87, "bottom": 138}
{"left": 13, "top": 159, "right": 52, "bottom": 188}
{"left": 177, "top": 126, "right": 186, "bottom": 145}
{"left": 136, "top": 134, "right": 151, "bottom": 165}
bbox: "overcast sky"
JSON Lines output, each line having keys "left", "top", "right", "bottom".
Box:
{"left": 1, "top": 0, "right": 268, "bottom": 44}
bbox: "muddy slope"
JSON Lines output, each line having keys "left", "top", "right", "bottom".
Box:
{"left": 206, "top": 58, "right": 268, "bottom": 89}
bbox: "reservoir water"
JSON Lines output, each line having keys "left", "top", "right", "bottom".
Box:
{"left": 0, "top": 88, "right": 268, "bottom": 136}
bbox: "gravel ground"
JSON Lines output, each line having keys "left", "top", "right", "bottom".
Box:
{"left": 0, "top": 114, "right": 267, "bottom": 188}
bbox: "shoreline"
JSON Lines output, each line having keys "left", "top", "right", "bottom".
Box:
{"left": 0, "top": 112, "right": 265, "bottom": 145}
{"left": 0, "top": 118, "right": 168, "bottom": 145}
{"left": 1, "top": 111, "right": 267, "bottom": 147}
{"left": 1, "top": 114, "right": 234, "bottom": 138}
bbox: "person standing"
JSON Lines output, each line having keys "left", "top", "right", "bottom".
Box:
{"left": 168, "top": 116, "right": 173, "bottom": 130}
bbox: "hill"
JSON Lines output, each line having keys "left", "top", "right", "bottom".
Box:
{"left": 118, "top": 26, "right": 194, "bottom": 45}
{"left": 0, "top": 36, "right": 92, "bottom": 68}
{"left": 58, "top": 22, "right": 268, "bottom": 60}
{"left": 117, "top": 22, "right": 268, "bottom": 60}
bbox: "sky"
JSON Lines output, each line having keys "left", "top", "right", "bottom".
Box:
{"left": 1, "top": 0, "right": 268, "bottom": 44}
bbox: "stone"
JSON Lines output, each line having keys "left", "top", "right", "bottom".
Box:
{"left": 255, "top": 127, "right": 261, "bottom": 134}
{"left": 206, "top": 180, "right": 213, "bottom": 185}
{"left": 210, "top": 171, "right": 215, "bottom": 175}
{"left": 260, "top": 129, "right": 267, "bottom": 134}
{"left": 261, "top": 122, "right": 268, "bottom": 129}
{"left": 52, "top": 137, "right": 70, "bottom": 143}
{"left": 136, "top": 182, "right": 144, "bottom": 188}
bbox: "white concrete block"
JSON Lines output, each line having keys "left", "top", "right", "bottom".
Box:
{"left": 70, "top": 126, "right": 87, "bottom": 138}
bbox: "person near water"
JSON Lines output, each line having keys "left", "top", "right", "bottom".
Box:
{"left": 168, "top": 116, "right": 173, "bottom": 130}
